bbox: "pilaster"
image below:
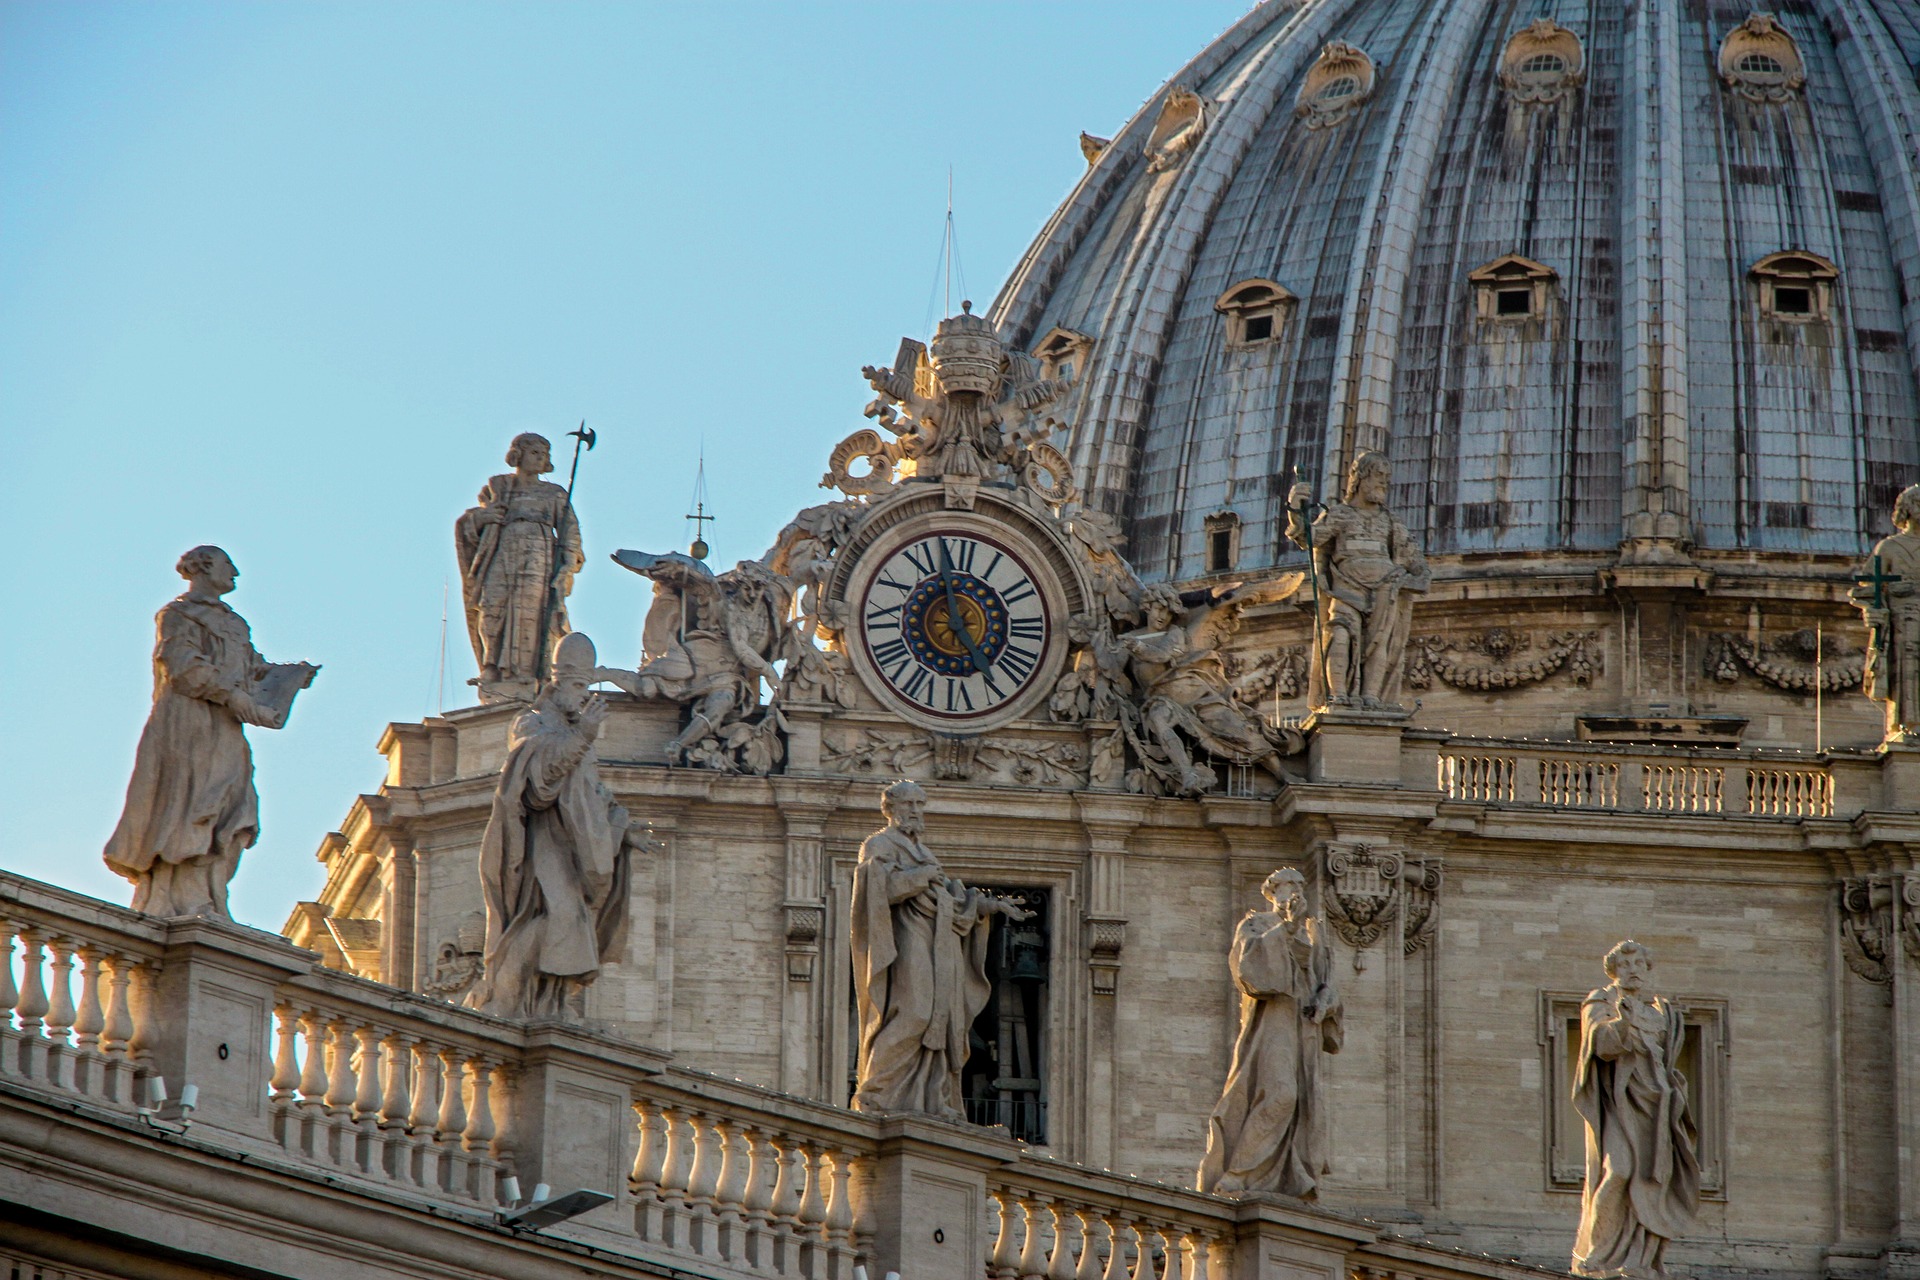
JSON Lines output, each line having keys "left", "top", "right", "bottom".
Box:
{"left": 1073, "top": 792, "right": 1150, "bottom": 1171}
{"left": 774, "top": 778, "right": 849, "bottom": 1101}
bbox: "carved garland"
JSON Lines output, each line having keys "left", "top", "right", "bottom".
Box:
{"left": 1704, "top": 631, "right": 1863, "bottom": 693}
{"left": 1404, "top": 629, "right": 1600, "bottom": 692}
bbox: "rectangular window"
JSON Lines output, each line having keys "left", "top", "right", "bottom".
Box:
{"left": 1209, "top": 528, "right": 1233, "bottom": 572}
{"left": 1539, "top": 992, "right": 1728, "bottom": 1197}
{"left": 1496, "top": 287, "right": 1532, "bottom": 316}
{"left": 1241, "top": 312, "right": 1275, "bottom": 343}
{"left": 1772, "top": 286, "right": 1812, "bottom": 315}
{"left": 963, "top": 885, "right": 1050, "bottom": 1144}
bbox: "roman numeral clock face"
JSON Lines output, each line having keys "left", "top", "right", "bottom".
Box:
{"left": 854, "top": 530, "right": 1056, "bottom": 728}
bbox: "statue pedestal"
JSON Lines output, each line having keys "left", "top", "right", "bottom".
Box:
{"left": 1302, "top": 704, "right": 1411, "bottom": 786}
{"left": 1880, "top": 739, "right": 1920, "bottom": 811}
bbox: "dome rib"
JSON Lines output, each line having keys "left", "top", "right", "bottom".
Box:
{"left": 1321, "top": 0, "right": 1494, "bottom": 489}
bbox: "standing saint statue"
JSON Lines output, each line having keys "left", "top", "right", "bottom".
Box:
{"left": 1571, "top": 940, "right": 1700, "bottom": 1279}
{"left": 850, "top": 780, "right": 1031, "bottom": 1118}
{"left": 465, "top": 631, "right": 651, "bottom": 1021}
{"left": 103, "top": 547, "right": 319, "bottom": 919}
{"left": 1198, "top": 868, "right": 1343, "bottom": 1198}
{"left": 1849, "top": 483, "right": 1920, "bottom": 742}
{"left": 456, "top": 432, "right": 584, "bottom": 702}
{"left": 1286, "top": 450, "right": 1429, "bottom": 709}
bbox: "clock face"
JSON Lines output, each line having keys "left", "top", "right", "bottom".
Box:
{"left": 854, "top": 529, "right": 1055, "bottom": 725}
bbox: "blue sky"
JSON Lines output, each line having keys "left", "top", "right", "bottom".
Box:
{"left": 0, "top": 1, "right": 1251, "bottom": 926}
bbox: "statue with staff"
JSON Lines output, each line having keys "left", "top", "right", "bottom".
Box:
{"left": 455, "top": 427, "right": 594, "bottom": 702}
{"left": 1850, "top": 483, "right": 1920, "bottom": 741}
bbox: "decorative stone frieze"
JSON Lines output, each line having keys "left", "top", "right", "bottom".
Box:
{"left": 822, "top": 729, "right": 1084, "bottom": 787}
{"left": 1405, "top": 628, "right": 1600, "bottom": 693}
{"left": 1703, "top": 628, "right": 1862, "bottom": 692}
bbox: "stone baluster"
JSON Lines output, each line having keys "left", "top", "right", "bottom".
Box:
{"left": 409, "top": 1040, "right": 445, "bottom": 1191}
{"left": 1131, "top": 1223, "right": 1158, "bottom": 1280}
{"left": 1073, "top": 1210, "right": 1104, "bottom": 1280}
{"left": 1181, "top": 1232, "right": 1209, "bottom": 1280}
{"left": 711, "top": 1119, "right": 750, "bottom": 1262}
{"left": 0, "top": 926, "right": 19, "bottom": 1079}
{"left": 850, "top": 1151, "right": 876, "bottom": 1278}
{"left": 768, "top": 1130, "right": 808, "bottom": 1273}
{"left": 684, "top": 1110, "right": 724, "bottom": 1255}
{"left": 739, "top": 1126, "right": 776, "bottom": 1270}
{"left": 293, "top": 1008, "right": 330, "bottom": 1156}
{"left": 323, "top": 1018, "right": 360, "bottom": 1168}
{"left": 486, "top": 1062, "right": 516, "bottom": 1197}
{"left": 990, "top": 1190, "right": 1023, "bottom": 1280}
{"left": 125, "top": 961, "right": 157, "bottom": 1081}
{"left": 1155, "top": 1226, "right": 1182, "bottom": 1280}
{"left": 376, "top": 1031, "right": 413, "bottom": 1181}
{"left": 657, "top": 1106, "right": 698, "bottom": 1253}
{"left": 795, "top": 1140, "right": 830, "bottom": 1280}
{"left": 824, "top": 1147, "right": 857, "bottom": 1280}
{"left": 435, "top": 1047, "right": 470, "bottom": 1196}
{"left": 630, "top": 1097, "right": 671, "bottom": 1241}
{"left": 351, "top": 1024, "right": 387, "bottom": 1178}
{"left": 99, "top": 954, "right": 137, "bottom": 1105}
{"left": 465, "top": 1056, "right": 500, "bottom": 1203}
{"left": 1017, "top": 1194, "right": 1049, "bottom": 1280}
{"left": 1046, "top": 1201, "right": 1080, "bottom": 1280}
{"left": 267, "top": 1005, "right": 301, "bottom": 1146}
{"left": 1100, "top": 1216, "right": 1131, "bottom": 1280}
{"left": 14, "top": 928, "right": 49, "bottom": 1080}
{"left": 70, "top": 944, "right": 106, "bottom": 1098}
{"left": 43, "top": 936, "right": 77, "bottom": 1091}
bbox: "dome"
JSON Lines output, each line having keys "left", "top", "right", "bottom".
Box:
{"left": 991, "top": 0, "right": 1920, "bottom": 583}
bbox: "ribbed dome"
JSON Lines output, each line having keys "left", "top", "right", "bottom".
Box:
{"left": 991, "top": 0, "right": 1920, "bottom": 583}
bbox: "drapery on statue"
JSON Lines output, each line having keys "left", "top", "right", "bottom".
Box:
{"left": 1286, "top": 450, "right": 1429, "bottom": 709}
{"left": 466, "top": 631, "right": 653, "bottom": 1021}
{"left": 850, "top": 780, "right": 1031, "bottom": 1118}
{"left": 1197, "top": 869, "right": 1343, "bottom": 1198}
{"left": 1571, "top": 940, "right": 1700, "bottom": 1279}
{"left": 1117, "top": 581, "right": 1304, "bottom": 795}
{"left": 1849, "top": 483, "right": 1920, "bottom": 741}
{"left": 456, "top": 432, "right": 584, "bottom": 702}
{"left": 103, "top": 547, "right": 319, "bottom": 919}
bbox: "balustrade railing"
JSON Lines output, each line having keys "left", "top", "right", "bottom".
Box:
{"left": 1436, "top": 742, "right": 1837, "bottom": 818}
{"left": 986, "top": 1162, "right": 1233, "bottom": 1280}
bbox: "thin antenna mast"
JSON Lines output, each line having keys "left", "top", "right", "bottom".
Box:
{"left": 437, "top": 577, "right": 449, "bottom": 715}
{"left": 1815, "top": 619, "right": 1824, "bottom": 753}
{"left": 945, "top": 167, "right": 954, "bottom": 317}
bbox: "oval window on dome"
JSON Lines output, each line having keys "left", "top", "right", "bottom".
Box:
{"left": 1517, "top": 53, "right": 1566, "bottom": 77}
{"left": 1317, "top": 75, "right": 1361, "bottom": 103}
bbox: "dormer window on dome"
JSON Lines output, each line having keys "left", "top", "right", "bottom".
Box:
{"left": 1032, "top": 326, "right": 1094, "bottom": 385}
{"left": 1204, "top": 511, "right": 1241, "bottom": 574}
{"left": 1720, "top": 14, "right": 1805, "bottom": 103}
{"left": 1215, "top": 279, "right": 1296, "bottom": 348}
{"left": 1499, "top": 20, "right": 1585, "bottom": 104}
{"left": 1468, "top": 255, "right": 1557, "bottom": 325}
{"left": 1296, "top": 43, "right": 1375, "bottom": 129}
{"left": 1749, "top": 250, "right": 1836, "bottom": 324}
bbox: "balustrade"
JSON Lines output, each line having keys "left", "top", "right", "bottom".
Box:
{"left": 987, "top": 1179, "right": 1230, "bottom": 1280}
{"left": 1438, "top": 741, "right": 1839, "bottom": 820}
{"left": 0, "top": 915, "right": 157, "bottom": 1110}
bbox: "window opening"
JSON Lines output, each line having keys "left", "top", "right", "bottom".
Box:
{"left": 961, "top": 886, "right": 1049, "bottom": 1144}
{"left": 1318, "top": 75, "right": 1360, "bottom": 102}
{"left": 1241, "top": 313, "right": 1275, "bottom": 343}
{"left": 1771, "top": 286, "right": 1812, "bottom": 315}
{"left": 1737, "top": 52, "right": 1784, "bottom": 75}
{"left": 1209, "top": 528, "right": 1234, "bottom": 572}
{"left": 1495, "top": 288, "right": 1532, "bottom": 316}
{"left": 1518, "top": 53, "right": 1567, "bottom": 76}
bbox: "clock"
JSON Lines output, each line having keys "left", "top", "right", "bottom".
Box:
{"left": 847, "top": 522, "right": 1063, "bottom": 730}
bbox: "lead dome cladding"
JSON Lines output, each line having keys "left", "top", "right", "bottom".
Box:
{"left": 988, "top": 0, "right": 1920, "bottom": 583}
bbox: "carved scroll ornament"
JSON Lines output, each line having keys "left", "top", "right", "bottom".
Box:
{"left": 1839, "top": 877, "right": 1894, "bottom": 984}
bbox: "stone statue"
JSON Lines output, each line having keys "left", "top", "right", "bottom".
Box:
{"left": 455, "top": 432, "right": 584, "bottom": 702}
{"left": 1571, "top": 940, "right": 1700, "bottom": 1279}
{"left": 1849, "top": 483, "right": 1920, "bottom": 741}
{"left": 850, "top": 780, "right": 1031, "bottom": 1118}
{"left": 1197, "top": 869, "right": 1343, "bottom": 1199}
{"left": 103, "top": 547, "right": 319, "bottom": 919}
{"left": 1286, "top": 449, "right": 1429, "bottom": 709}
{"left": 597, "top": 550, "right": 794, "bottom": 773}
{"left": 1115, "top": 581, "right": 1304, "bottom": 795}
{"left": 466, "top": 632, "right": 653, "bottom": 1021}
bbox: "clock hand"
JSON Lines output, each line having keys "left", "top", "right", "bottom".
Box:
{"left": 937, "top": 539, "right": 993, "bottom": 675}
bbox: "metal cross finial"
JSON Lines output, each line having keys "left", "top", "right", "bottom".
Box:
{"left": 1855, "top": 553, "right": 1903, "bottom": 610}
{"left": 686, "top": 449, "right": 716, "bottom": 561}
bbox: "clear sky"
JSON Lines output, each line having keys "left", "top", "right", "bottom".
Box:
{"left": 0, "top": 0, "right": 1251, "bottom": 927}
